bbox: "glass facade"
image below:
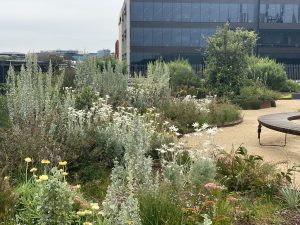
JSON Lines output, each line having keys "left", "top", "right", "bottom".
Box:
{"left": 131, "top": 27, "right": 215, "bottom": 48}
{"left": 128, "top": 0, "right": 300, "bottom": 66}
{"left": 131, "top": 1, "right": 254, "bottom": 23}
{"left": 260, "top": 3, "right": 300, "bottom": 23}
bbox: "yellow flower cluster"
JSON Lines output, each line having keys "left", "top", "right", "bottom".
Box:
{"left": 59, "top": 161, "right": 67, "bottom": 166}
{"left": 76, "top": 210, "right": 92, "bottom": 217}
{"left": 25, "top": 157, "right": 32, "bottom": 163}
{"left": 41, "top": 159, "right": 50, "bottom": 164}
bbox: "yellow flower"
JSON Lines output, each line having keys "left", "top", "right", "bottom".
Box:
{"left": 59, "top": 161, "right": 67, "bottom": 166}
{"left": 75, "top": 184, "right": 81, "bottom": 189}
{"left": 39, "top": 175, "right": 49, "bottom": 181}
{"left": 25, "top": 158, "right": 32, "bottom": 163}
{"left": 59, "top": 169, "right": 64, "bottom": 172}
{"left": 76, "top": 211, "right": 86, "bottom": 216}
{"left": 30, "top": 168, "right": 37, "bottom": 173}
{"left": 90, "top": 203, "right": 100, "bottom": 210}
{"left": 3, "top": 176, "right": 9, "bottom": 181}
{"left": 84, "top": 210, "right": 92, "bottom": 215}
{"left": 62, "top": 172, "right": 68, "bottom": 176}
{"left": 36, "top": 179, "right": 41, "bottom": 183}
{"left": 41, "top": 159, "right": 50, "bottom": 164}
{"left": 83, "top": 222, "right": 93, "bottom": 225}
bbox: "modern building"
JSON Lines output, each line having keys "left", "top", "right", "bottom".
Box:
{"left": 118, "top": 0, "right": 300, "bottom": 72}
{"left": 97, "top": 49, "right": 111, "bottom": 58}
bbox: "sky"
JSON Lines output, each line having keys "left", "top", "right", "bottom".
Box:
{"left": 0, "top": 0, "right": 124, "bottom": 53}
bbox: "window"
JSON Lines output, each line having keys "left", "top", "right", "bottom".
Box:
{"left": 191, "top": 3, "right": 201, "bottom": 22}
{"left": 163, "top": 3, "right": 172, "bottom": 21}
{"left": 163, "top": 28, "right": 172, "bottom": 46}
{"left": 132, "top": 28, "right": 143, "bottom": 46}
{"left": 132, "top": 2, "right": 143, "bottom": 21}
{"left": 210, "top": 3, "right": 220, "bottom": 22}
{"left": 153, "top": 28, "right": 163, "bottom": 46}
{"left": 143, "top": 2, "right": 153, "bottom": 21}
{"left": 143, "top": 28, "right": 153, "bottom": 46}
{"left": 172, "top": 29, "right": 182, "bottom": 46}
{"left": 182, "top": 28, "right": 191, "bottom": 47}
{"left": 228, "top": 4, "right": 240, "bottom": 22}
{"left": 191, "top": 29, "right": 201, "bottom": 47}
{"left": 201, "top": 3, "right": 210, "bottom": 22}
{"left": 172, "top": 3, "right": 182, "bottom": 21}
{"left": 182, "top": 3, "right": 192, "bottom": 22}
{"left": 153, "top": 2, "right": 163, "bottom": 21}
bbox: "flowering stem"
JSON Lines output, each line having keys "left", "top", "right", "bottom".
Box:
{"left": 25, "top": 162, "right": 28, "bottom": 183}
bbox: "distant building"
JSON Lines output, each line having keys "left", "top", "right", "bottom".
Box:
{"left": 97, "top": 49, "right": 111, "bottom": 58}
{"left": 119, "top": 0, "right": 300, "bottom": 71}
{"left": 0, "top": 52, "right": 25, "bottom": 60}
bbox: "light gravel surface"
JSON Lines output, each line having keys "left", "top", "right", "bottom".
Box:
{"left": 183, "top": 100, "right": 300, "bottom": 184}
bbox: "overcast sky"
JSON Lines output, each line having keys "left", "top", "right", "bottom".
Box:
{"left": 0, "top": 0, "right": 124, "bottom": 53}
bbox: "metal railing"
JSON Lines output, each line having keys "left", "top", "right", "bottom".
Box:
{"left": 130, "top": 64, "right": 300, "bottom": 81}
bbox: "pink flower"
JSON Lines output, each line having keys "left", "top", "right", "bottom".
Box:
{"left": 204, "top": 183, "right": 217, "bottom": 188}
{"left": 226, "top": 197, "right": 239, "bottom": 203}
{"left": 204, "top": 183, "right": 225, "bottom": 191}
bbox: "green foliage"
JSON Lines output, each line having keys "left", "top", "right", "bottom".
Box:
{"left": 0, "top": 96, "right": 10, "bottom": 128}
{"left": 167, "top": 59, "right": 204, "bottom": 97}
{"left": 237, "top": 196, "right": 283, "bottom": 224}
{"left": 138, "top": 188, "right": 183, "bottom": 225}
{"left": 247, "top": 56, "right": 287, "bottom": 91}
{"left": 281, "top": 79, "right": 300, "bottom": 93}
{"left": 35, "top": 168, "right": 75, "bottom": 225}
{"left": 130, "top": 60, "right": 171, "bottom": 112}
{"left": 233, "top": 85, "right": 279, "bottom": 109}
{"left": 16, "top": 181, "right": 40, "bottom": 224}
{"left": 205, "top": 23, "right": 257, "bottom": 96}
{"left": 189, "top": 158, "right": 217, "bottom": 187}
{"left": 216, "top": 146, "right": 280, "bottom": 193}
{"left": 0, "top": 171, "right": 17, "bottom": 222}
{"left": 207, "top": 101, "right": 241, "bottom": 126}
{"left": 280, "top": 187, "right": 300, "bottom": 209}
{"left": 97, "top": 55, "right": 128, "bottom": 74}
{"left": 75, "top": 56, "right": 128, "bottom": 106}
{"left": 75, "top": 86, "right": 98, "bottom": 110}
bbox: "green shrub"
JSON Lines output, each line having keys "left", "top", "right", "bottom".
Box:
{"left": 247, "top": 56, "right": 287, "bottom": 91}
{"left": 233, "top": 85, "right": 279, "bottom": 109}
{"left": 35, "top": 168, "right": 76, "bottom": 225}
{"left": 159, "top": 97, "right": 208, "bottom": 134}
{"left": 281, "top": 79, "right": 300, "bottom": 93}
{"left": 207, "top": 101, "right": 241, "bottom": 125}
{"left": 0, "top": 96, "right": 10, "bottom": 128}
{"left": 216, "top": 147, "right": 281, "bottom": 193}
{"left": 205, "top": 23, "right": 257, "bottom": 96}
{"left": 75, "top": 86, "right": 98, "bottom": 110}
{"left": 168, "top": 59, "right": 205, "bottom": 97}
{"left": 138, "top": 188, "right": 183, "bottom": 225}
{"left": 188, "top": 158, "right": 217, "bottom": 187}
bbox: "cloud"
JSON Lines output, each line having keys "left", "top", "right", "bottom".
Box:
{"left": 0, "top": 0, "right": 124, "bottom": 53}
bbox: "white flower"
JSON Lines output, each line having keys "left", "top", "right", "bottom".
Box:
{"left": 192, "top": 122, "right": 200, "bottom": 128}
{"left": 169, "top": 125, "right": 179, "bottom": 133}
{"left": 202, "top": 123, "right": 209, "bottom": 129}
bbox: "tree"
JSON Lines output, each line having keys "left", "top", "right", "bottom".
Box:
{"left": 205, "top": 23, "right": 257, "bottom": 96}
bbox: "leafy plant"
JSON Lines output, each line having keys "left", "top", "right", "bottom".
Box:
{"left": 75, "top": 86, "right": 98, "bottom": 110}
{"left": 205, "top": 23, "right": 257, "bottom": 96}
{"left": 216, "top": 146, "right": 279, "bottom": 193}
{"left": 280, "top": 187, "right": 300, "bottom": 209}
{"left": 138, "top": 188, "right": 183, "bottom": 225}
{"left": 247, "top": 56, "right": 287, "bottom": 91}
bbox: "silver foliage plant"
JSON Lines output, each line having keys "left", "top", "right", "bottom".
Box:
{"left": 129, "top": 61, "right": 171, "bottom": 110}
{"left": 75, "top": 57, "right": 128, "bottom": 104}
{"left": 6, "top": 55, "right": 63, "bottom": 133}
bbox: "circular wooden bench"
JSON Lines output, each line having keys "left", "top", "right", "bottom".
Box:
{"left": 258, "top": 112, "right": 300, "bottom": 146}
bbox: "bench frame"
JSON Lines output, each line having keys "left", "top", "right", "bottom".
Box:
{"left": 257, "top": 112, "right": 300, "bottom": 147}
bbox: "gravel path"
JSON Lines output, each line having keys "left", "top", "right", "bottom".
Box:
{"left": 182, "top": 100, "right": 300, "bottom": 184}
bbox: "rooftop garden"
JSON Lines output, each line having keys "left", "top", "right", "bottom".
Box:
{"left": 0, "top": 24, "right": 300, "bottom": 225}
